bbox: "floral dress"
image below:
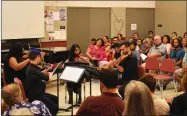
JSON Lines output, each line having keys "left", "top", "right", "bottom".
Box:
{"left": 3, "top": 100, "right": 51, "bottom": 116}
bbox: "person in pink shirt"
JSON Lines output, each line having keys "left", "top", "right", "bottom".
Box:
{"left": 86, "top": 38, "right": 107, "bottom": 66}
{"left": 162, "top": 35, "right": 172, "bottom": 57}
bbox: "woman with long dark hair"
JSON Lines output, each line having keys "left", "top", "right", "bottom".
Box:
{"left": 65, "top": 44, "right": 89, "bottom": 104}
{"left": 4, "top": 43, "right": 30, "bottom": 85}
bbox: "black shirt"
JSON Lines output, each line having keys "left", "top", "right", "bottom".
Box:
{"left": 121, "top": 56, "right": 138, "bottom": 81}
{"left": 170, "top": 92, "right": 187, "bottom": 116}
{"left": 26, "top": 63, "right": 49, "bottom": 101}
{"left": 4, "top": 59, "right": 28, "bottom": 85}
{"left": 114, "top": 52, "right": 121, "bottom": 59}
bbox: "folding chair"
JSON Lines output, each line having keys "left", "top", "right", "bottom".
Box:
{"left": 14, "top": 78, "right": 28, "bottom": 103}
{"left": 154, "top": 59, "right": 177, "bottom": 98}
{"left": 145, "top": 57, "right": 160, "bottom": 76}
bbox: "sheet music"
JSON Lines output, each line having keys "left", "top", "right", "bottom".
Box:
{"left": 60, "top": 66, "right": 85, "bottom": 83}
{"left": 140, "top": 53, "right": 147, "bottom": 61}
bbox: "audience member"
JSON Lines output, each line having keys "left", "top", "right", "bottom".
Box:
{"left": 76, "top": 69, "right": 125, "bottom": 116}
{"left": 132, "top": 33, "right": 139, "bottom": 41}
{"left": 171, "top": 32, "right": 177, "bottom": 40}
{"left": 117, "top": 33, "right": 123, "bottom": 42}
{"left": 103, "top": 36, "right": 111, "bottom": 47}
{"left": 139, "top": 74, "right": 170, "bottom": 115}
{"left": 4, "top": 43, "right": 30, "bottom": 86}
{"left": 182, "top": 37, "right": 187, "bottom": 52}
{"left": 128, "top": 37, "right": 134, "bottom": 43}
{"left": 142, "top": 39, "right": 151, "bottom": 55}
{"left": 105, "top": 45, "right": 114, "bottom": 61}
{"left": 162, "top": 35, "right": 172, "bottom": 57}
{"left": 170, "top": 72, "right": 187, "bottom": 116}
{"left": 184, "top": 32, "right": 187, "bottom": 39}
{"left": 91, "top": 38, "right": 96, "bottom": 45}
{"left": 2, "top": 84, "right": 51, "bottom": 116}
{"left": 26, "top": 49, "right": 58, "bottom": 116}
{"left": 170, "top": 38, "right": 185, "bottom": 69}
{"left": 142, "top": 35, "right": 166, "bottom": 69}
{"left": 116, "top": 42, "right": 138, "bottom": 100}
{"left": 86, "top": 38, "right": 107, "bottom": 66}
{"left": 129, "top": 40, "right": 141, "bottom": 65}
{"left": 175, "top": 53, "right": 187, "bottom": 90}
{"left": 145, "top": 31, "right": 154, "bottom": 46}
{"left": 123, "top": 81, "right": 156, "bottom": 116}
{"left": 136, "top": 39, "right": 144, "bottom": 52}
{"left": 112, "top": 37, "right": 119, "bottom": 44}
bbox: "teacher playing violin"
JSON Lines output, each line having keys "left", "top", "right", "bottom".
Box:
{"left": 116, "top": 42, "right": 139, "bottom": 100}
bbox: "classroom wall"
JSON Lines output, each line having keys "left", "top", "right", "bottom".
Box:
{"left": 155, "top": 1, "right": 187, "bottom": 37}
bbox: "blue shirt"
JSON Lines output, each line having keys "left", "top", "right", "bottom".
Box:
{"left": 170, "top": 48, "right": 185, "bottom": 62}
{"left": 3, "top": 100, "right": 51, "bottom": 116}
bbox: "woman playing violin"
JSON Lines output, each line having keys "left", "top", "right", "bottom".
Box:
{"left": 64, "top": 44, "right": 89, "bottom": 104}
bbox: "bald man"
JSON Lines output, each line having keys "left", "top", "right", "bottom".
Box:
{"left": 142, "top": 36, "right": 166, "bottom": 69}
{"left": 147, "top": 35, "right": 167, "bottom": 60}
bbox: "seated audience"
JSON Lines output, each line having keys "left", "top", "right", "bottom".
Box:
{"left": 144, "top": 31, "right": 154, "bottom": 46}
{"left": 142, "top": 35, "right": 167, "bottom": 69}
{"left": 182, "top": 37, "right": 187, "bottom": 52}
{"left": 105, "top": 45, "right": 114, "bottom": 62}
{"left": 162, "top": 35, "right": 172, "bottom": 57}
{"left": 116, "top": 42, "right": 138, "bottom": 99}
{"left": 129, "top": 40, "right": 141, "bottom": 65}
{"left": 64, "top": 44, "right": 89, "bottom": 104}
{"left": 2, "top": 84, "right": 51, "bottom": 116}
{"left": 103, "top": 36, "right": 111, "bottom": 47}
{"left": 4, "top": 43, "right": 30, "bottom": 86}
{"left": 132, "top": 33, "right": 140, "bottom": 41}
{"left": 112, "top": 37, "right": 119, "bottom": 45}
{"left": 117, "top": 33, "right": 123, "bottom": 42}
{"left": 86, "top": 38, "right": 107, "bottom": 66}
{"left": 76, "top": 69, "right": 125, "bottom": 116}
{"left": 184, "top": 32, "right": 187, "bottom": 39}
{"left": 171, "top": 32, "right": 177, "bottom": 40}
{"left": 136, "top": 38, "right": 144, "bottom": 52}
{"left": 128, "top": 37, "right": 134, "bottom": 43}
{"left": 90, "top": 38, "right": 96, "bottom": 45}
{"left": 170, "top": 38, "right": 185, "bottom": 69}
{"left": 139, "top": 74, "right": 170, "bottom": 115}
{"left": 142, "top": 39, "right": 151, "bottom": 55}
{"left": 26, "top": 49, "right": 58, "bottom": 116}
{"left": 123, "top": 81, "right": 156, "bottom": 116}
{"left": 170, "top": 72, "right": 187, "bottom": 116}
{"left": 175, "top": 53, "right": 187, "bottom": 90}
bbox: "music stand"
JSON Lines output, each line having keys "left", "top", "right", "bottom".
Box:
{"left": 60, "top": 66, "right": 85, "bottom": 116}
{"left": 64, "top": 62, "right": 97, "bottom": 96}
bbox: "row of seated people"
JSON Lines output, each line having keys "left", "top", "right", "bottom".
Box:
{"left": 2, "top": 69, "right": 187, "bottom": 116}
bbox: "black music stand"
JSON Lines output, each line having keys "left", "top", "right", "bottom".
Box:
{"left": 60, "top": 66, "right": 85, "bottom": 116}
{"left": 64, "top": 62, "right": 98, "bottom": 96}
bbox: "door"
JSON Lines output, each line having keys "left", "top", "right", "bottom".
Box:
{"left": 67, "top": 7, "right": 90, "bottom": 53}
{"left": 126, "top": 8, "right": 155, "bottom": 39}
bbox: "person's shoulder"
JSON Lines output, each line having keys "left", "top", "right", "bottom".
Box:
{"left": 173, "top": 93, "right": 187, "bottom": 102}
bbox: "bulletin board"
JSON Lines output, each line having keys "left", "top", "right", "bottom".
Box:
{"left": 44, "top": 6, "right": 67, "bottom": 41}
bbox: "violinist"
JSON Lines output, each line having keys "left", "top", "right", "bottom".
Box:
{"left": 115, "top": 42, "right": 139, "bottom": 100}
{"left": 64, "top": 44, "right": 89, "bottom": 104}
{"left": 4, "top": 43, "right": 30, "bottom": 86}
{"left": 26, "top": 49, "right": 58, "bottom": 116}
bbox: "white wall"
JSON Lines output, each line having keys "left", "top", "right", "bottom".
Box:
{"left": 2, "top": 1, "right": 44, "bottom": 40}
{"left": 45, "top": 1, "right": 155, "bottom": 8}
